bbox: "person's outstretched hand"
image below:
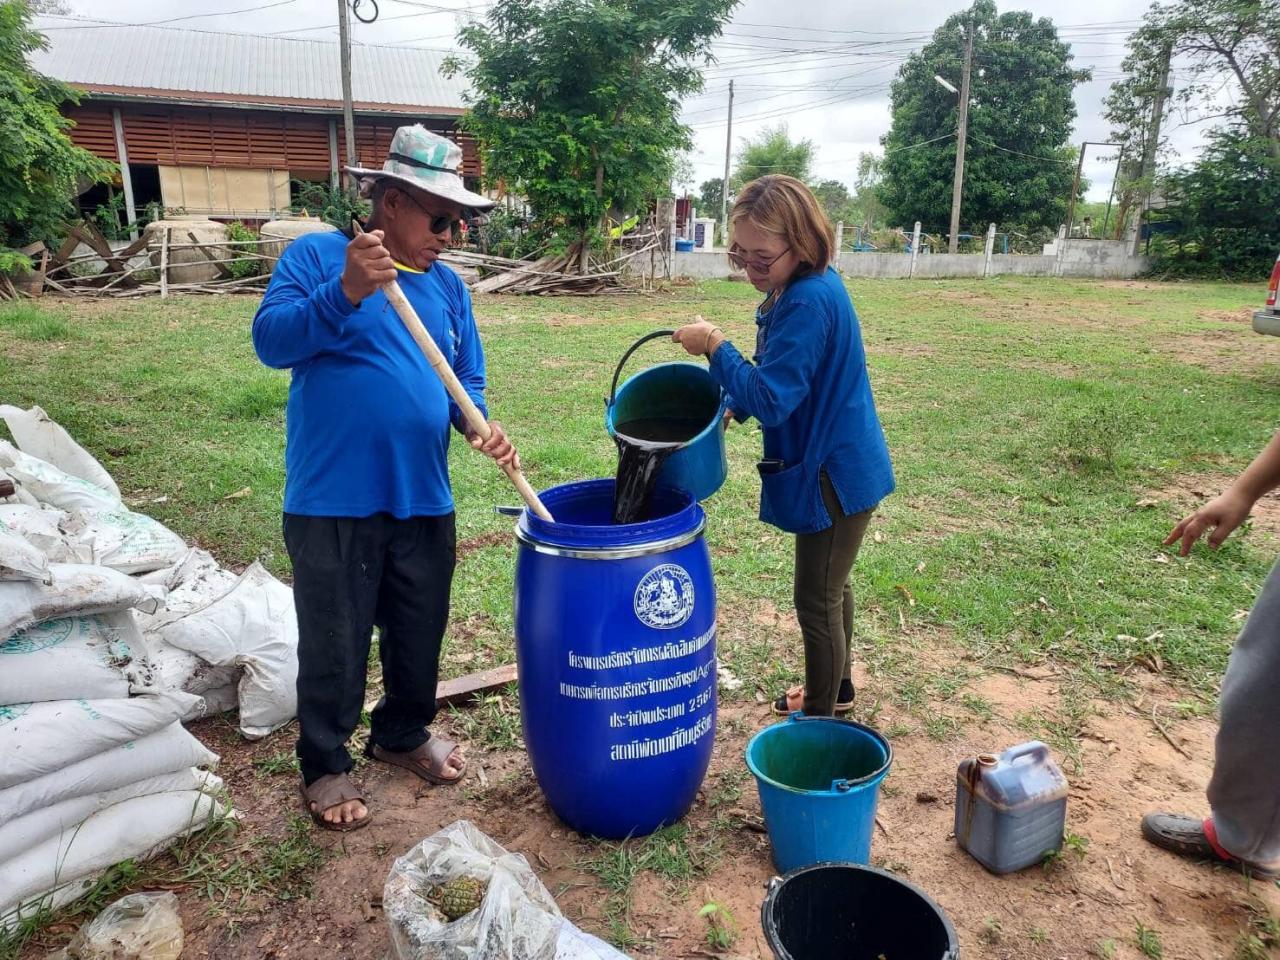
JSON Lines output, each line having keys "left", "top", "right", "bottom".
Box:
{"left": 1163, "top": 489, "right": 1253, "bottom": 556}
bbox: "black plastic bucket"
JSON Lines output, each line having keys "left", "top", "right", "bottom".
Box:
{"left": 761, "top": 862, "right": 959, "bottom": 960}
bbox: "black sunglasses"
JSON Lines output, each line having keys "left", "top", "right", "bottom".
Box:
{"left": 401, "top": 191, "right": 464, "bottom": 236}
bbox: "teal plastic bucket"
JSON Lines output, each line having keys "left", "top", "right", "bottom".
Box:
{"left": 605, "top": 331, "right": 728, "bottom": 503}
{"left": 745, "top": 714, "right": 893, "bottom": 872}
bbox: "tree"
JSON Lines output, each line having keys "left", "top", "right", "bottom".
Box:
{"left": 849, "top": 152, "right": 887, "bottom": 229}
{"left": 807, "top": 178, "right": 859, "bottom": 228}
{"left": 0, "top": 0, "right": 111, "bottom": 259}
{"left": 25, "top": 0, "right": 73, "bottom": 14}
{"left": 731, "top": 125, "right": 814, "bottom": 189}
{"left": 448, "top": 0, "right": 737, "bottom": 265}
{"left": 1105, "top": 0, "right": 1280, "bottom": 240}
{"left": 879, "top": 0, "right": 1088, "bottom": 235}
{"left": 696, "top": 177, "right": 722, "bottom": 216}
{"left": 1149, "top": 126, "right": 1280, "bottom": 279}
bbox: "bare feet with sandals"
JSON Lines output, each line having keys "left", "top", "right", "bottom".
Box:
{"left": 300, "top": 737, "right": 469, "bottom": 831}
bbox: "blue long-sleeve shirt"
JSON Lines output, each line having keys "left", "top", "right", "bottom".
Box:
{"left": 708, "top": 266, "right": 894, "bottom": 534}
{"left": 252, "top": 231, "right": 487, "bottom": 518}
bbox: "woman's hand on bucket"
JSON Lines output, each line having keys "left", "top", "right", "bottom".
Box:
{"left": 673, "top": 317, "right": 726, "bottom": 358}
{"left": 468, "top": 420, "right": 521, "bottom": 470}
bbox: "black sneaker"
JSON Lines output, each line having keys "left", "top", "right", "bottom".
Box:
{"left": 1141, "top": 813, "right": 1279, "bottom": 879}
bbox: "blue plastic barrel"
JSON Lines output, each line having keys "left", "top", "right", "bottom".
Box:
{"left": 746, "top": 714, "right": 892, "bottom": 872}
{"left": 605, "top": 332, "right": 728, "bottom": 503}
{"left": 514, "top": 479, "right": 717, "bottom": 838}
{"left": 675, "top": 238, "right": 695, "bottom": 252}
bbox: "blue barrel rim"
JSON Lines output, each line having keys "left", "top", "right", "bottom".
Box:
{"left": 517, "top": 479, "right": 705, "bottom": 553}
{"left": 745, "top": 713, "right": 893, "bottom": 795}
{"left": 605, "top": 361, "right": 728, "bottom": 451}
{"left": 760, "top": 861, "right": 960, "bottom": 960}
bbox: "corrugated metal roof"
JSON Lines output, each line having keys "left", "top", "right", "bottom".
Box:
{"left": 29, "top": 17, "right": 468, "bottom": 111}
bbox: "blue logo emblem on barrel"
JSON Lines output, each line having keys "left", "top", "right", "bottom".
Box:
{"left": 634, "top": 564, "right": 694, "bottom": 629}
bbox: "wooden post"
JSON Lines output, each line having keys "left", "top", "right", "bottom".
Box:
{"left": 1065, "top": 141, "right": 1088, "bottom": 238}
{"left": 1133, "top": 42, "right": 1172, "bottom": 255}
{"left": 834, "top": 220, "right": 845, "bottom": 273}
{"left": 159, "top": 228, "right": 169, "bottom": 298}
{"left": 947, "top": 20, "right": 974, "bottom": 255}
{"left": 111, "top": 108, "right": 138, "bottom": 240}
{"left": 983, "top": 222, "right": 996, "bottom": 277}
{"left": 337, "top": 0, "right": 358, "bottom": 193}
{"left": 720, "top": 78, "right": 733, "bottom": 245}
{"left": 1054, "top": 224, "right": 1067, "bottom": 277}
{"left": 328, "top": 119, "right": 340, "bottom": 191}
{"left": 909, "top": 221, "right": 921, "bottom": 279}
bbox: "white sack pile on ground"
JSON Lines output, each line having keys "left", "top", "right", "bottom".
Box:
{"left": 0, "top": 404, "right": 302, "bottom": 928}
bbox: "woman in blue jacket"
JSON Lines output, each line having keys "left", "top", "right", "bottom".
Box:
{"left": 673, "top": 175, "right": 894, "bottom": 717}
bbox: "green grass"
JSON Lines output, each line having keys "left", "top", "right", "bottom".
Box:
{"left": 0, "top": 303, "right": 75, "bottom": 342}
{"left": 1136, "top": 921, "right": 1164, "bottom": 958}
{"left": 4, "top": 277, "right": 1271, "bottom": 696}
{"left": 16, "top": 275, "right": 1275, "bottom": 952}
{"left": 582, "top": 822, "right": 720, "bottom": 946}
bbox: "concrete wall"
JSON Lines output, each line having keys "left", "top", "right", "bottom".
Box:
{"left": 634, "top": 239, "right": 1148, "bottom": 282}
{"left": 1056, "top": 239, "right": 1147, "bottom": 278}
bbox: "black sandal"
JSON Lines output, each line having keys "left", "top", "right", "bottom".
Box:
{"left": 771, "top": 679, "right": 856, "bottom": 716}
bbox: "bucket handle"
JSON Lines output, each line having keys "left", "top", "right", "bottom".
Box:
{"left": 607, "top": 329, "right": 677, "bottom": 408}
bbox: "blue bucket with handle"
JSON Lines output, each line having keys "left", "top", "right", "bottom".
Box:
{"left": 605, "top": 330, "right": 728, "bottom": 503}
{"left": 746, "top": 714, "right": 893, "bottom": 872}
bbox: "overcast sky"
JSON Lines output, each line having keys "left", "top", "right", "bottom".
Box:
{"left": 61, "top": 0, "right": 1217, "bottom": 203}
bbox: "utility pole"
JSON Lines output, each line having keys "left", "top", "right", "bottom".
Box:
{"left": 947, "top": 20, "right": 974, "bottom": 255}
{"left": 1101, "top": 144, "right": 1125, "bottom": 238}
{"left": 1065, "top": 141, "right": 1088, "bottom": 237}
{"left": 337, "top": 0, "right": 358, "bottom": 195}
{"left": 721, "top": 79, "right": 733, "bottom": 248}
{"left": 1132, "top": 41, "right": 1172, "bottom": 254}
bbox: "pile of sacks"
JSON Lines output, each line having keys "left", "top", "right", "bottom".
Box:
{"left": 0, "top": 405, "right": 300, "bottom": 929}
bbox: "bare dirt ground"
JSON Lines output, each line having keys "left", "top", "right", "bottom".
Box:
{"left": 63, "top": 609, "right": 1273, "bottom": 960}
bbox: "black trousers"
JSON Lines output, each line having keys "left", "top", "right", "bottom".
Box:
{"left": 283, "top": 512, "right": 456, "bottom": 786}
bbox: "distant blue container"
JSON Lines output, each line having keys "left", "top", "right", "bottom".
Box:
{"left": 675, "top": 238, "right": 695, "bottom": 252}
{"left": 514, "top": 480, "right": 717, "bottom": 839}
{"left": 605, "top": 332, "right": 729, "bottom": 503}
{"left": 746, "top": 714, "right": 893, "bottom": 872}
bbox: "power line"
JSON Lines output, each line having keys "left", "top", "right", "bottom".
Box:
{"left": 265, "top": 9, "right": 428, "bottom": 35}
{"left": 969, "top": 135, "right": 1077, "bottom": 164}
{"left": 690, "top": 85, "right": 892, "bottom": 129}
{"left": 39, "top": 1, "right": 299, "bottom": 30}
{"left": 884, "top": 131, "right": 955, "bottom": 154}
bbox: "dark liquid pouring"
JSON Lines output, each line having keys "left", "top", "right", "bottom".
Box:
{"left": 611, "top": 417, "right": 708, "bottom": 524}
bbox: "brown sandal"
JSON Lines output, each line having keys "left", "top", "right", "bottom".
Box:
{"left": 369, "top": 736, "right": 466, "bottom": 785}
{"left": 299, "top": 772, "right": 371, "bottom": 832}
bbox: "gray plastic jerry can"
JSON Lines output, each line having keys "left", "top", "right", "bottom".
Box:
{"left": 955, "top": 740, "right": 1068, "bottom": 874}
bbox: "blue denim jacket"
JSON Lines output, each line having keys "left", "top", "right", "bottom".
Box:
{"left": 709, "top": 267, "right": 894, "bottom": 533}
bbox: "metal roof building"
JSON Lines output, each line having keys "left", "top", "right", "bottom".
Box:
{"left": 32, "top": 17, "right": 479, "bottom": 224}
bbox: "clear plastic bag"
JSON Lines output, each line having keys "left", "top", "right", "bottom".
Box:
{"left": 385, "top": 820, "right": 630, "bottom": 960}
{"left": 56, "top": 891, "right": 183, "bottom": 959}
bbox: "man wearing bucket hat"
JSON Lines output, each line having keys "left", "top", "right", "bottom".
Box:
{"left": 253, "top": 125, "right": 516, "bottom": 831}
